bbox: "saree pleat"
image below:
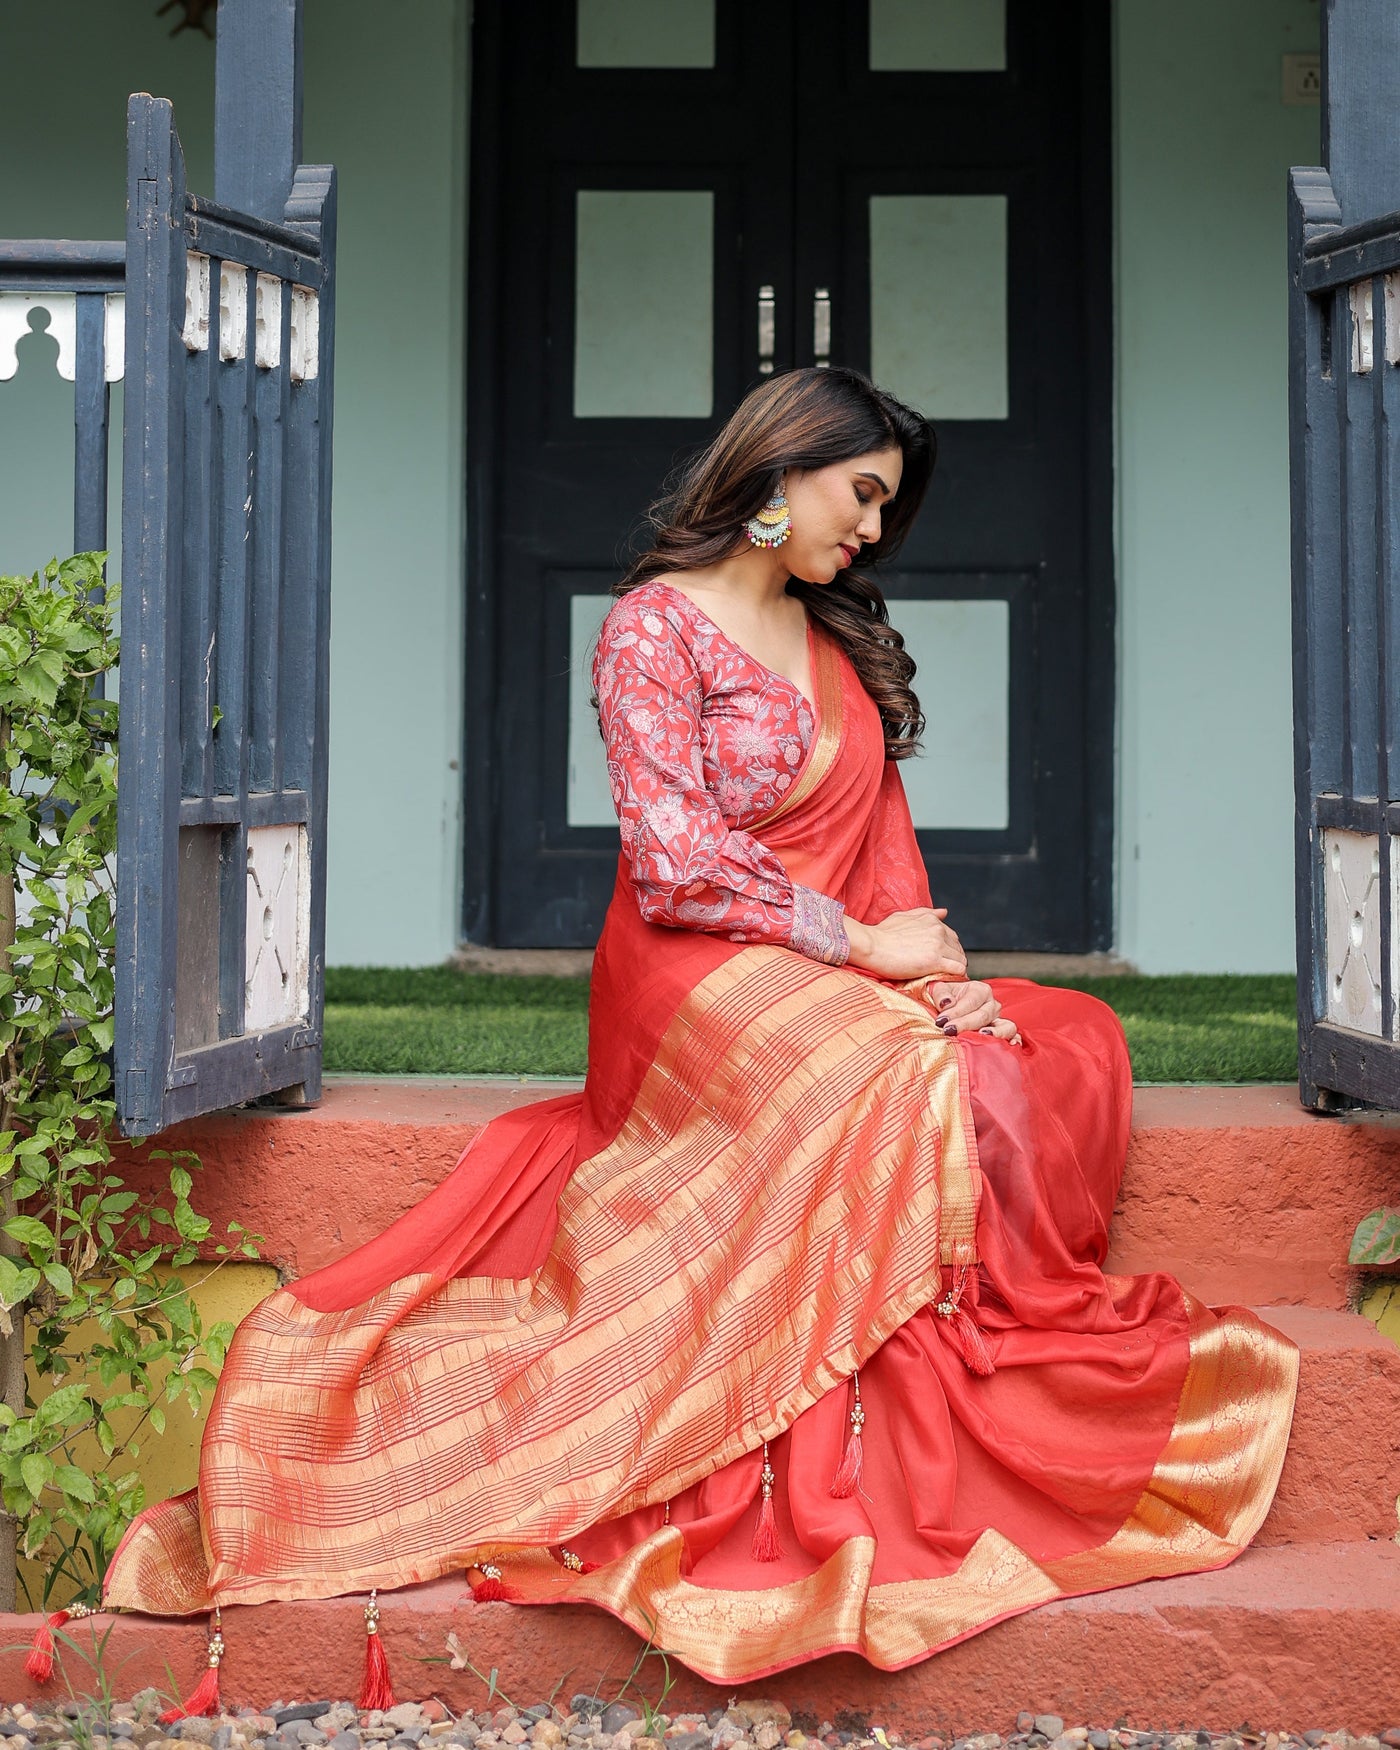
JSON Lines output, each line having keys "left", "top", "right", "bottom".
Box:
{"left": 102, "top": 624, "right": 1299, "bottom": 1678}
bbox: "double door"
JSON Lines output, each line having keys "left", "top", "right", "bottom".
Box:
{"left": 465, "top": 0, "right": 1112, "bottom": 950}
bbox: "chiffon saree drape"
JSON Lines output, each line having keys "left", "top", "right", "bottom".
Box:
{"left": 103, "top": 627, "right": 1299, "bottom": 1681}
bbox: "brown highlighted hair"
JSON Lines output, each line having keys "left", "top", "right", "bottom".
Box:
{"left": 616, "top": 367, "right": 936, "bottom": 758}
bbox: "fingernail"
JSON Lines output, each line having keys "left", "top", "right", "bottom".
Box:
{"left": 938, "top": 995, "right": 953, "bottom": 1011}
{"left": 935, "top": 1018, "right": 950, "bottom": 1031}
{"left": 979, "top": 1026, "right": 994, "bottom": 1035}
{"left": 943, "top": 1023, "right": 958, "bottom": 1036}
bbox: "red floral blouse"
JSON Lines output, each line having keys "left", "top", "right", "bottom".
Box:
{"left": 591, "top": 581, "right": 850, "bottom": 966}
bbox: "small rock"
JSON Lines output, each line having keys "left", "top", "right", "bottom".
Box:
{"left": 710, "top": 1730, "right": 743, "bottom": 1750}
{"left": 1016, "top": 1727, "right": 1036, "bottom": 1741}
{"left": 328, "top": 1737, "right": 361, "bottom": 1750}
{"left": 599, "top": 1717, "right": 637, "bottom": 1742}
{"left": 501, "top": 1731, "right": 528, "bottom": 1747}
{"left": 785, "top": 1738, "right": 808, "bottom": 1750}
{"left": 1089, "top": 1738, "right": 1111, "bottom": 1749}
{"left": 669, "top": 1736, "right": 709, "bottom": 1750}
{"left": 388, "top": 1718, "right": 428, "bottom": 1737}
{"left": 533, "top": 1730, "right": 564, "bottom": 1750}
{"left": 571, "top": 1709, "right": 604, "bottom": 1727}
{"left": 635, "top": 1741, "right": 663, "bottom": 1750}
{"left": 1380, "top": 1736, "right": 1400, "bottom": 1750}
{"left": 275, "top": 1716, "right": 331, "bottom": 1734}
{"left": 1034, "top": 1727, "right": 1064, "bottom": 1745}
{"left": 756, "top": 1730, "right": 783, "bottom": 1750}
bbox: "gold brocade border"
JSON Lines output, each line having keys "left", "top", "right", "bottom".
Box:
{"left": 749, "top": 628, "right": 844, "bottom": 830}
{"left": 479, "top": 1295, "right": 1300, "bottom": 1682}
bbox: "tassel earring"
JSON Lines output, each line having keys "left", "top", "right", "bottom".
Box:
{"left": 743, "top": 488, "right": 791, "bottom": 549}
{"left": 159, "top": 1607, "right": 224, "bottom": 1722}
{"left": 830, "top": 1371, "right": 865, "bottom": 1498}
{"left": 751, "top": 1441, "right": 783, "bottom": 1562}
{"left": 936, "top": 1263, "right": 996, "bottom": 1376}
{"left": 358, "top": 1590, "right": 395, "bottom": 1710}
{"left": 25, "top": 1602, "right": 94, "bottom": 1684}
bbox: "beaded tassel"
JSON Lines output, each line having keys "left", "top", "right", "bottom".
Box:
{"left": 358, "top": 1590, "right": 395, "bottom": 1710}
{"left": 470, "top": 1559, "right": 512, "bottom": 1603}
{"left": 751, "top": 1441, "right": 782, "bottom": 1562}
{"left": 936, "top": 1263, "right": 996, "bottom": 1376}
{"left": 25, "top": 1603, "right": 94, "bottom": 1684}
{"left": 558, "top": 1546, "right": 601, "bottom": 1576}
{"left": 830, "top": 1371, "right": 866, "bottom": 1498}
{"left": 160, "top": 1607, "right": 224, "bottom": 1722}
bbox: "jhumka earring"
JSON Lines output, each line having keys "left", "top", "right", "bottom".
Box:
{"left": 744, "top": 485, "right": 791, "bottom": 549}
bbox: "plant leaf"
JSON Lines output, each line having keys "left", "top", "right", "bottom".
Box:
{"left": 1350, "top": 1206, "right": 1400, "bottom": 1266}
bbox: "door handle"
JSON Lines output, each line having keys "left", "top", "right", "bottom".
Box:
{"left": 813, "top": 288, "right": 831, "bottom": 368}
{"left": 757, "top": 284, "right": 775, "bottom": 375}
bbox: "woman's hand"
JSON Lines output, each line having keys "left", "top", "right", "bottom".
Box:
{"left": 844, "top": 907, "right": 967, "bottom": 981}
{"left": 925, "top": 979, "right": 1021, "bottom": 1045}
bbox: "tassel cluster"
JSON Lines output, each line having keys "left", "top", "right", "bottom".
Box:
{"left": 935, "top": 1263, "right": 996, "bottom": 1376}
{"left": 358, "top": 1590, "right": 395, "bottom": 1711}
{"left": 160, "top": 1608, "right": 224, "bottom": 1722}
{"left": 25, "top": 1603, "right": 95, "bottom": 1684}
{"left": 829, "top": 1371, "right": 865, "bottom": 1498}
{"left": 751, "top": 1441, "right": 782, "bottom": 1562}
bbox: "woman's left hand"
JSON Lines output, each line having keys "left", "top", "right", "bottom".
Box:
{"left": 927, "top": 980, "right": 1021, "bottom": 1045}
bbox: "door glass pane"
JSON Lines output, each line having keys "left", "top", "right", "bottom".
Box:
{"left": 870, "top": 194, "right": 1007, "bottom": 419}
{"left": 568, "top": 594, "right": 619, "bottom": 827}
{"left": 577, "top": 0, "right": 716, "bottom": 67}
{"left": 869, "top": 0, "right": 1006, "bottom": 71}
{"left": 574, "top": 190, "right": 714, "bottom": 418}
{"left": 895, "top": 600, "right": 1008, "bottom": 829}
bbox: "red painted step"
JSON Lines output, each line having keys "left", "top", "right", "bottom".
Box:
{"left": 2, "top": 1542, "right": 1396, "bottom": 1731}
{"left": 117, "top": 1081, "right": 1400, "bottom": 1310}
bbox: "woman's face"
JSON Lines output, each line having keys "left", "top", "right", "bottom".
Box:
{"left": 779, "top": 445, "right": 904, "bottom": 583}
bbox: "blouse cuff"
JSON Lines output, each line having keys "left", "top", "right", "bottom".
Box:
{"left": 790, "top": 884, "right": 850, "bottom": 967}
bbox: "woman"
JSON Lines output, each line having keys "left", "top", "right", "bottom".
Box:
{"left": 102, "top": 368, "right": 1297, "bottom": 1687}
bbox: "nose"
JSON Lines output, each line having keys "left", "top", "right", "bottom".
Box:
{"left": 855, "top": 503, "right": 883, "bottom": 543}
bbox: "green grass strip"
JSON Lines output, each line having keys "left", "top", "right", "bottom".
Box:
{"left": 323, "top": 967, "right": 1298, "bottom": 1085}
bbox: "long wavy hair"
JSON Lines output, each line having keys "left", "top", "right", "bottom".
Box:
{"left": 616, "top": 367, "right": 936, "bottom": 758}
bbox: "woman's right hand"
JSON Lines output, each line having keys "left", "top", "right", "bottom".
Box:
{"left": 843, "top": 907, "right": 967, "bottom": 981}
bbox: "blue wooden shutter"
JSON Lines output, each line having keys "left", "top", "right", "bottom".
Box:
{"left": 1289, "top": 1, "right": 1400, "bottom": 1108}
{"left": 115, "top": 92, "right": 337, "bottom": 1134}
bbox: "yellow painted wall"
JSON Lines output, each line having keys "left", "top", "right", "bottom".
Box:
{"left": 18, "top": 1261, "right": 279, "bottom": 1611}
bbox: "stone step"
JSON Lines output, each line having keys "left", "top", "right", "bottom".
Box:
{"left": 2, "top": 1541, "right": 1396, "bottom": 1730}
{"left": 1253, "top": 1307, "right": 1400, "bottom": 1546}
{"left": 121, "top": 1081, "right": 1400, "bottom": 1310}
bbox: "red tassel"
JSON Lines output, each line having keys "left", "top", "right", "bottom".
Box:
{"left": 160, "top": 1608, "right": 224, "bottom": 1722}
{"left": 358, "top": 1591, "right": 395, "bottom": 1711}
{"left": 751, "top": 1442, "right": 782, "bottom": 1562}
{"left": 935, "top": 1264, "right": 996, "bottom": 1377}
{"left": 25, "top": 1610, "right": 68, "bottom": 1683}
{"left": 830, "top": 1373, "right": 865, "bottom": 1498}
{"left": 470, "top": 1561, "right": 515, "bottom": 1603}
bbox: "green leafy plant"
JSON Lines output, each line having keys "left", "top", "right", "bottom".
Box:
{"left": 1350, "top": 1206, "right": 1400, "bottom": 1267}
{"left": 0, "top": 553, "right": 258, "bottom": 1610}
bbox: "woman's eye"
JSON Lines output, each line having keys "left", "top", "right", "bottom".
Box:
{"left": 855, "top": 491, "right": 870, "bottom": 506}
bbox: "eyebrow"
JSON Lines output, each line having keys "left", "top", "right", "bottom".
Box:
{"left": 857, "top": 471, "right": 893, "bottom": 498}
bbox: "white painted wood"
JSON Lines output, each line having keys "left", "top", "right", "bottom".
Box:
{"left": 183, "top": 251, "right": 210, "bottom": 353}
{"left": 0, "top": 292, "right": 76, "bottom": 381}
{"left": 219, "top": 263, "right": 248, "bottom": 362}
{"left": 1350, "top": 278, "right": 1373, "bottom": 373}
{"left": 255, "top": 273, "right": 282, "bottom": 369}
{"left": 567, "top": 594, "right": 617, "bottom": 828}
{"left": 244, "top": 823, "right": 310, "bottom": 1031}
{"left": 1323, "top": 829, "right": 1383, "bottom": 1036}
{"left": 1385, "top": 271, "right": 1400, "bottom": 367}
{"left": 103, "top": 292, "right": 125, "bottom": 381}
{"left": 289, "top": 284, "right": 318, "bottom": 381}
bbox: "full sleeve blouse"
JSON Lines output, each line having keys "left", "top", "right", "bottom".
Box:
{"left": 591, "top": 583, "right": 850, "bottom": 966}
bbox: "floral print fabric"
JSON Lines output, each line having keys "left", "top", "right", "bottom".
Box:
{"left": 591, "top": 581, "right": 849, "bottom": 965}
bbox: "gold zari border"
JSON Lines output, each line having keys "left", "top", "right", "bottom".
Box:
{"left": 482, "top": 1294, "right": 1300, "bottom": 1681}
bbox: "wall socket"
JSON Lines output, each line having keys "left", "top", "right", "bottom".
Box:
{"left": 1283, "top": 52, "right": 1321, "bottom": 106}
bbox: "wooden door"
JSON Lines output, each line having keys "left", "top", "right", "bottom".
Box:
{"left": 466, "top": 0, "right": 1112, "bottom": 952}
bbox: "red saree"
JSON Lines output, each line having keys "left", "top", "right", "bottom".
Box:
{"left": 103, "top": 619, "right": 1299, "bottom": 1681}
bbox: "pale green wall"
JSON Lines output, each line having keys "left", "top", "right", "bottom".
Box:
{"left": 1114, "top": 0, "right": 1319, "bottom": 972}
{"left": 2, "top": 1, "right": 1322, "bottom": 973}
{"left": 0, "top": 0, "right": 468, "bottom": 967}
